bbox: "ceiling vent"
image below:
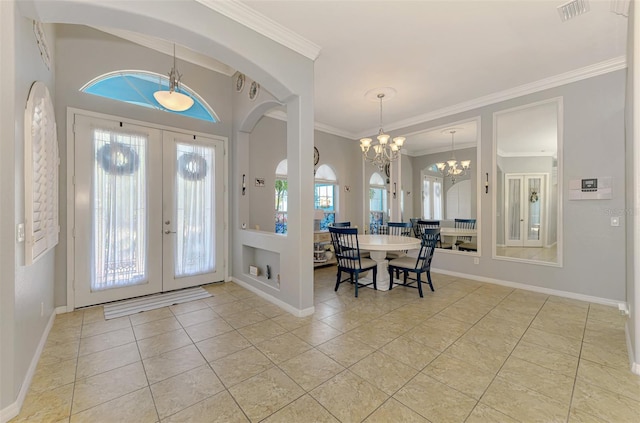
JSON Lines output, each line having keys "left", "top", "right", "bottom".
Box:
{"left": 557, "top": 0, "right": 590, "bottom": 22}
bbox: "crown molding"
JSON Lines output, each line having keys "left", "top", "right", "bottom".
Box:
{"left": 92, "top": 26, "right": 236, "bottom": 76}
{"left": 356, "top": 56, "right": 627, "bottom": 139}
{"left": 407, "top": 141, "right": 477, "bottom": 157}
{"left": 264, "top": 110, "right": 356, "bottom": 140}
{"left": 195, "top": 0, "right": 321, "bottom": 61}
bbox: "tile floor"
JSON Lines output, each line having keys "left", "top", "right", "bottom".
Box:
{"left": 10, "top": 267, "right": 640, "bottom": 422}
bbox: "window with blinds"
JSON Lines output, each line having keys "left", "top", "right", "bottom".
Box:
{"left": 24, "top": 81, "right": 59, "bottom": 265}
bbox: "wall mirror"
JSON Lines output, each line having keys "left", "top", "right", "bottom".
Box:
{"left": 403, "top": 117, "right": 480, "bottom": 254}
{"left": 493, "top": 98, "right": 562, "bottom": 265}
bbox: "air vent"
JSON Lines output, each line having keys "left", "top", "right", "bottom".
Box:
{"left": 557, "top": 0, "right": 590, "bottom": 22}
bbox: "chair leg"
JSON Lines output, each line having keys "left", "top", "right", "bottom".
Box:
{"left": 335, "top": 269, "right": 341, "bottom": 292}
{"left": 388, "top": 266, "right": 394, "bottom": 290}
{"left": 372, "top": 266, "right": 377, "bottom": 291}
{"left": 354, "top": 272, "right": 359, "bottom": 298}
{"left": 403, "top": 271, "right": 408, "bottom": 284}
{"left": 416, "top": 272, "right": 424, "bottom": 298}
{"left": 427, "top": 270, "right": 435, "bottom": 291}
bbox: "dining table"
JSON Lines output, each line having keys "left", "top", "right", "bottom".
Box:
{"left": 357, "top": 234, "right": 422, "bottom": 291}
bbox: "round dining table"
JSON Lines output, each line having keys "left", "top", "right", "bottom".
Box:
{"left": 357, "top": 234, "right": 421, "bottom": 291}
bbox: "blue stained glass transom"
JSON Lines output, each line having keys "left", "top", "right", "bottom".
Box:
{"left": 81, "top": 71, "right": 217, "bottom": 123}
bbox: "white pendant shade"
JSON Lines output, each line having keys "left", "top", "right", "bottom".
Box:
{"left": 153, "top": 90, "right": 194, "bottom": 112}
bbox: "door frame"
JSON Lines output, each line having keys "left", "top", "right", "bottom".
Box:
{"left": 66, "top": 108, "right": 229, "bottom": 311}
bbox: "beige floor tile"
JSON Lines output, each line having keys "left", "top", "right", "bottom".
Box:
{"left": 539, "top": 301, "right": 589, "bottom": 322}
{"left": 576, "top": 359, "right": 640, "bottom": 402}
{"left": 270, "top": 313, "right": 314, "bottom": 331}
{"left": 39, "top": 339, "right": 80, "bottom": 366}
{"left": 184, "top": 318, "right": 235, "bottom": 343}
{"left": 587, "top": 304, "right": 627, "bottom": 326}
{"left": 571, "top": 379, "right": 640, "bottom": 422}
{"left": 481, "top": 377, "right": 568, "bottom": 423}
{"left": 72, "top": 362, "right": 148, "bottom": 413}
{"left": 255, "top": 302, "right": 287, "bottom": 318}
{"left": 487, "top": 304, "right": 539, "bottom": 326}
{"left": 405, "top": 323, "right": 465, "bottom": 352}
{"left": 81, "top": 316, "right": 131, "bottom": 338}
{"left": 161, "top": 390, "right": 249, "bottom": 423}
{"left": 511, "top": 341, "right": 579, "bottom": 377}
{"left": 320, "top": 311, "right": 368, "bottom": 332}
{"left": 458, "top": 326, "right": 519, "bottom": 356}
{"left": 174, "top": 307, "right": 220, "bottom": 328}
{"left": 30, "top": 358, "right": 77, "bottom": 393}
{"left": 444, "top": 338, "right": 509, "bottom": 374}
{"left": 568, "top": 407, "right": 610, "bottom": 422}
{"left": 10, "top": 383, "right": 73, "bottom": 423}
{"left": 580, "top": 339, "right": 630, "bottom": 370}
{"left": 137, "top": 328, "right": 193, "bottom": 359}
{"left": 279, "top": 349, "right": 345, "bottom": 391}
{"left": 291, "top": 321, "right": 342, "bottom": 346}
{"left": 81, "top": 307, "right": 106, "bottom": 325}
{"left": 380, "top": 335, "right": 440, "bottom": 370}
{"left": 311, "top": 370, "right": 388, "bottom": 423}
{"left": 238, "top": 319, "right": 288, "bottom": 344}
{"left": 530, "top": 314, "right": 585, "bottom": 340}
{"left": 47, "top": 325, "right": 82, "bottom": 345}
{"left": 465, "top": 404, "right": 520, "bottom": 423}
{"left": 69, "top": 387, "right": 157, "bottom": 423}
{"left": 498, "top": 356, "right": 575, "bottom": 404}
{"left": 546, "top": 296, "right": 590, "bottom": 309}
{"left": 394, "top": 372, "right": 476, "bottom": 423}
{"left": 143, "top": 344, "right": 206, "bottom": 384}
{"left": 363, "top": 398, "right": 429, "bottom": 422}
{"left": 133, "top": 316, "right": 183, "bottom": 340}
{"left": 312, "top": 302, "right": 341, "bottom": 320}
{"left": 151, "top": 365, "right": 225, "bottom": 419}
{"left": 210, "top": 300, "right": 253, "bottom": 317}
{"left": 520, "top": 327, "right": 582, "bottom": 357}
{"left": 350, "top": 351, "right": 419, "bottom": 395}
{"left": 316, "top": 334, "right": 376, "bottom": 367}
{"left": 211, "top": 346, "right": 273, "bottom": 387}
{"left": 229, "top": 367, "right": 305, "bottom": 422}
{"left": 347, "top": 323, "right": 403, "bottom": 349}
{"left": 437, "top": 301, "right": 492, "bottom": 324}
{"left": 169, "top": 299, "right": 210, "bottom": 315}
{"left": 54, "top": 311, "right": 85, "bottom": 328}
{"left": 583, "top": 321, "right": 627, "bottom": 348}
{"left": 129, "top": 306, "right": 174, "bottom": 326}
{"left": 473, "top": 314, "right": 529, "bottom": 340}
{"left": 202, "top": 293, "right": 240, "bottom": 307}
{"left": 255, "top": 332, "right": 312, "bottom": 364}
{"left": 78, "top": 326, "right": 135, "bottom": 356}
{"left": 196, "top": 331, "right": 251, "bottom": 362}
{"left": 76, "top": 342, "right": 140, "bottom": 379}
{"left": 222, "top": 309, "right": 269, "bottom": 329}
{"left": 423, "top": 353, "right": 495, "bottom": 400}
{"left": 262, "top": 394, "right": 338, "bottom": 423}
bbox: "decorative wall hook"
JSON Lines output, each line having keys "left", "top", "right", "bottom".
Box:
{"left": 485, "top": 172, "right": 489, "bottom": 194}
{"left": 393, "top": 182, "right": 397, "bottom": 199}
{"left": 242, "top": 174, "right": 246, "bottom": 195}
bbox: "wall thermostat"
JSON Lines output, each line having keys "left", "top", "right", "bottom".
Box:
{"left": 569, "top": 177, "right": 612, "bottom": 200}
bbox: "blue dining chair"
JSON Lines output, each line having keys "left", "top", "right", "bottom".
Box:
{"left": 328, "top": 226, "right": 377, "bottom": 297}
{"left": 388, "top": 228, "right": 440, "bottom": 297}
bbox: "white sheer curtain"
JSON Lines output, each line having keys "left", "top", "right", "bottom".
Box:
{"left": 508, "top": 178, "right": 521, "bottom": 241}
{"left": 175, "top": 143, "right": 215, "bottom": 277}
{"left": 92, "top": 129, "right": 148, "bottom": 291}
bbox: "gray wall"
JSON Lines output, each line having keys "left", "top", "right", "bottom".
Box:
{"left": 0, "top": 5, "right": 57, "bottom": 409}
{"left": 54, "top": 24, "right": 233, "bottom": 306}
{"left": 401, "top": 154, "right": 414, "bottom": 220}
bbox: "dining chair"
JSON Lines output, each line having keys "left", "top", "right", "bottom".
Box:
{"left": 388, "top": 228, "right": 440, "bottom": 297}
{"left": 328, "top": 226, "right": 377, "bottom": 297}
{"left": 455, "top": 218, "right": 477, "bottom": 251}
{"left": 330, "top": 221, "right": 351, "bottom": 228}
{"left": 385, "top": 221, "right": 414, "bottom": 261}
{"left": 414, "top": 219, "right": 440, "bottom": 238}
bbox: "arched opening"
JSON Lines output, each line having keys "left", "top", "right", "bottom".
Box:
{"left": 314, "top": 164, "right": 338, "bottom": 229}
{"left": 369, "top": 172, "right": 387, "bottom": 233}
{"left": 275, "top": 159, "right": 288, "bottom": 234}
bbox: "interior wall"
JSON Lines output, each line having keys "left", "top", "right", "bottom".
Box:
{"left": 54, "top": 24, "right": 233, "bottom": 307}
{"left": 401, "top": 154, "right": 414, "bottom": 220}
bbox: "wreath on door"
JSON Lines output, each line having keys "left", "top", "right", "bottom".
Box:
{"left": 177, "top": 152, "right": 208, "bottom": 181}
{"left": 97, "top": 143, "right": 140, "bottom": 175}
{"left": 529, "top": 189, "right": 539, "bottom": 203}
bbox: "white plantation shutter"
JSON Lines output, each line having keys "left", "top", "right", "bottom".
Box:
{"left": 25, "top": 81, "right": 59, "bottom": 265}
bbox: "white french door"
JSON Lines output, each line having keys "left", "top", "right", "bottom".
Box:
{"left": 504, "top": 173, "right": 545, "bottom": 248}
{"left": 74, "top": 115, "right": 224, "bottom": 307}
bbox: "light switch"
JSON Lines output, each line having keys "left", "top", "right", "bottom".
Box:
{"left": 611, "top": 216, "right": 620, "bottom": 227}
{"left": 17, "top": 223, "right": 25, "bottom": 242}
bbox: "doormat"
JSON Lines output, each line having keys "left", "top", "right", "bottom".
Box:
{"left": 103, "top": 287, "right": 212, "bottom": 320}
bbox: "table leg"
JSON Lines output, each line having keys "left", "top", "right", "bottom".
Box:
{"left": 360, "top": 250, "right": 392, "bottom": 291}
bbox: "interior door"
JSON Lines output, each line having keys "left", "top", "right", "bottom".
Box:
{"left": 162, "top": 131, "right": 224, "bottom": 290}
{"left": 505, "top": 173, "right": 545, "bottom": 247}
{"left": 74, "top": 115, "right": 163, "bottom": 307}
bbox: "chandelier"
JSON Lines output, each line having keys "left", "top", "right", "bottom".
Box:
{"left": 360, "top": 93, "right": 406, "bottom": 171}
{"left": 436, "top": 129, "right": 471, "bottom": 184}
{"left": 153, "top": 44, "right": 194, "bottom": 112}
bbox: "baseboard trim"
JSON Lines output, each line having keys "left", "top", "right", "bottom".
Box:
{"left": 230, "top": 277, "right": 315, "bottom": 317}
{"left": 431, "top": 267, "right": 623, "bottom": 308}
{"left": 0, "top": 309, "right": 57, "bottom": 423}
{"left": 625, "top": 322, "right": 640, "bottom": 376}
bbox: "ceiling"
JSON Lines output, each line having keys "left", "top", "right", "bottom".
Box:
{"left": 239, "top": 0, "right": 627, "bottom": 144}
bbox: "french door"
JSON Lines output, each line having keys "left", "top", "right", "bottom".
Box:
{"left": 74, "top": 115, "right": 224, "bottom": 307}
{"left": 504, "top": 173, "right": 545, "bottom": 247}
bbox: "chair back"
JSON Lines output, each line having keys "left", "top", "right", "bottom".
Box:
{"left": 414, "top": 228, "right": 440, "bottom": 271}
{"left": 328, "top": 226, "right": 364, "bottom": 270}
{"left": 331, "top": 221, "right": 351, "bottom": 228}
{"left": 415, "top": 219, "right": 440, "bottom": 238}
{"left": 387, "top": 221, "right": 413, "bottom": 237}
{"left": 377, "top": 225, "right": 389, "bottom": 235}
{"left": 454, "top": 218, "right": 476, "bottom": 243}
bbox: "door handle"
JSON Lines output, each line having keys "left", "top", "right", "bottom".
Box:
{"left": 164, "top": 229, "right": 176, "bottom": 234}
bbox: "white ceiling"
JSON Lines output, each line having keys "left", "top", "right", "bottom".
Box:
{"left": 240, "top": 0, "right": 627, "bottom": 144}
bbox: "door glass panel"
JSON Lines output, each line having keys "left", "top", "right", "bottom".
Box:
{"left": 175, "top": 143, "right": 215, "bottom": 277}
{"left": 527, "top": 177, "right": 541, "bottom": 241}
{"left": 507, "top": 178, "right": 521, "bottom": 241}
{"left": 92, "top": 129, "right": 148, "bottom": 291}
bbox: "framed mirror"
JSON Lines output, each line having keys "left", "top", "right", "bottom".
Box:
{"left": 402, "top": 117, "right": 480, "bottom": 254}
{"left": 493, "top": 98, "right": 562, "bottom": 266}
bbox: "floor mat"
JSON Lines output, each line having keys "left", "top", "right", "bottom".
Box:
{"left": 103, "top": 287, "right": 212, "bottom": 320}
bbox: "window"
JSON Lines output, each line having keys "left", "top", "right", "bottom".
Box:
{"left": 422, "top": 175, "right": 443, "bottom": 219}
{"left": 369, "top": 172, "right": 387, "bottom": 233}
{"left": 275, "top": 159, "right": 288, "bottom": 234}
{"left": 80, "top": 71, "right": 218, "bottom": 123}
{"left": 314, "top": 164, "right": 337, "bottom": 230}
